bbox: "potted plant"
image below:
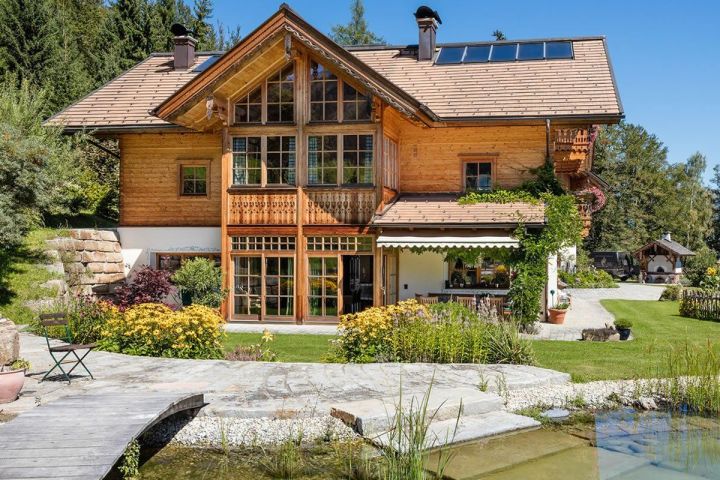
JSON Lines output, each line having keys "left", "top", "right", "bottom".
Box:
{"left": 450, "top": 271, "right": 464, "bottom": 288}
{"left": 0, "top": 359, "right": 30, "bottom": 404}
{"left": 548, "top": 301, "right": 570, "bottom": 325}
{"left": 614, "top": 318, "right": 633, "bottom": 341}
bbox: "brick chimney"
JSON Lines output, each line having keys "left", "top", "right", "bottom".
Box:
{"left": 414, "top": 6, "right": 441, "bottom": 61}
{"left": 173, "top": 35, "right": 197, "bottom": 70}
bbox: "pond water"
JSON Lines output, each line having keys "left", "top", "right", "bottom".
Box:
{"left": 138, "top": 410, "right": 720, "bottom": 479}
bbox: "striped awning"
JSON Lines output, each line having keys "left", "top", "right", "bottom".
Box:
{"left": 376, "top": 233, "right": 519, "bottom": 249}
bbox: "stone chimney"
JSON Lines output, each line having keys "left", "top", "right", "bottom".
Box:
{"left": 414, "top": 6, "right": 441, "bottom": 61}
{"left": 173, "top": 35, "right": 197, "bottom": 70}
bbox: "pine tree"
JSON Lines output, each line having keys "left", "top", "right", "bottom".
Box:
{"left": 108, "top": 0, "right": 152, "bottom": 72}
{"left": 190, "top": 0, "right": 214, "bottom": 50}
{"left": 330, "top": 0, "right": 384, "bottom": 46}
{"left": 151, "top": 0, "right": 193, "bottom": 52}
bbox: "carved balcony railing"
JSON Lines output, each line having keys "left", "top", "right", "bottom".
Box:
{"left": 576, "top": 201, "right": 593, "bottom": 237}
{"left": 304, "top": 189, "right": 376, "bottom": 225}
{"left": 553, "top": 128, "right": 593, "bottom": 174}
{"left": 227, "top": 190, "right": 297, "bottom": 225}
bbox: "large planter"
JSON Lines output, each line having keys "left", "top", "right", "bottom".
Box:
{"left": 617, "top": 328, "right": 632, "bottom": 341}
{"left": 547, "top": 308, "right": 567, "bottom": 325}
{"left": 0, "top": 368, "right": 25, "bottom": 404}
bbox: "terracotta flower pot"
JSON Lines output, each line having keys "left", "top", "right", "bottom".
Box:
{"left": 548, "top": 308, "right": 567, "bottom": 325}
{"left": 0, "top": 369, "right": 26, "bottom": 404}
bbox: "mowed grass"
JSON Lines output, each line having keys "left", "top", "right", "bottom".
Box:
{"left": 223, "top": 333, "right": 336, "bottom": 362}
{"left": 222, "top": 300, "right": 720, "bottom": 382}
{"left": 533, "top": 299, "right": 720, "bottom": 382}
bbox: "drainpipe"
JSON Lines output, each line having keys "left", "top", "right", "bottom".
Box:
{"left": 545, "top": 118, "right": 552, "bottom": 165}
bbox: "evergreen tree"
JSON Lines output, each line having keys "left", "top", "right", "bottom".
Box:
{"left": 190, "top": 0, "right": 214, "bottom": 50}
{"left": 151, "top": 0, "right": 192, "bottom": 52}
{"left": 330, "top": 0, "right": 384, "bottom": 46}
{"left": 108, "top": 0, "right": 152, "bottom": 72}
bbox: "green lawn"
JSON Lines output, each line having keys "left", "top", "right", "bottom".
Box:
{"left": 534, "top": 299, "right": 720, "bottom": 382}
{"left": 223, "top": 333, "right": 336, "bottom": 362}
{"left": 223, "top": 300, "right": 720, "bottom": 382}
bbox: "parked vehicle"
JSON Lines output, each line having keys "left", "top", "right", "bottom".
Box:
{"left": 590, "top": 252, "right": 639, "bottom": 281}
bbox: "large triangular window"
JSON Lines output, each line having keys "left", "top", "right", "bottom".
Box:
{"left": 310, "top": 61, "right": 372, "bottom": 123}
{"left": 234, "top": 63, "right": 295, "bottom": 124}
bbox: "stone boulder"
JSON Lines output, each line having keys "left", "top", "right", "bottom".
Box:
{"left": 0, "top": 318, "right": 19, "bottom": 366}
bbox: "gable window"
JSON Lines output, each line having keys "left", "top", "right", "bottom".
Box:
{"left": 308, "top": 134, "right": 374, "bottom": 186}
{"left": 266, "top": 65, "right": 295, "bottom": 122}
{"left": 464, "top": 161, "right": 493, "bottom": 191}
{"left": 232, "top": 137, "right": 262, "bottom": 185}
{"left": 234, "top": 86, "right": 262, "bottom": 123}
{"left": 234, "top": 63, "right": 294, "bottom": 125}
{"left": 266, "top": 136, "right": 296, "bottom": 185}
{"left": 310, "top": 61, "right": 372, "bottom": 123}
{"left": 180, "top": 165, "right": 208, "bottom": 196}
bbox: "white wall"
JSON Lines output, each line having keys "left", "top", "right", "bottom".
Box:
{"left": 398, "top": 250, "right": 447, "bottom": 300}
{"left": 547, "top": 253, "right": 559, "bottom": 309}
{"left": 117, "top": 227, "right": 221, "bottom": 275}
{"left": 648, "top": 255, "right": 674, "bottom": 274}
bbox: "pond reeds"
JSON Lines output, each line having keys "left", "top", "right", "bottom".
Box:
{"left": 645, "top": 341, "right": 720, "bottom": 416}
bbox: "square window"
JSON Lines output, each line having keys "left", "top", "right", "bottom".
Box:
{"left": 180, "top": 165, "right": 207, "bottom": 196}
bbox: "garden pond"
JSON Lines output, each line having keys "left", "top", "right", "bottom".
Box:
{"left": 137, "top": 410, "right": 720, "bottom": 479}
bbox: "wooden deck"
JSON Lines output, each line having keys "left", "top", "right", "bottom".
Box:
{"left": 0, "top": 391, "right": 204, "bottom": 479}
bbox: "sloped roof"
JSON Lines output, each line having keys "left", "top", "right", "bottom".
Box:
{"left": 636, "top": 237, "right": 696, "bottom": 257}
{"left": 371, "top": 194, "right": 545, "bottom": 227}
{"left": 46, "top": 54, "right": 216, "bottom": 130}
{"left": 350, "top": 38, "right": 621, "bottom": 120}
{"left": 47, "top": 6, "right": 623, "bottom": 131}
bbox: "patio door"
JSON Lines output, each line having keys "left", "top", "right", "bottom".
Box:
{"left": 342, "top": 255, "right": 373, "bottom": 313}
{"left": 383, "top": 251, "right": 398, "bottom": 305}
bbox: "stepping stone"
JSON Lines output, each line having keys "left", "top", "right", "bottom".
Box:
{"left": 330, "top": 388, "right": 504, "bottom": 436}
{"left": 372, "top": 411, "right": 540, "bottom": 451}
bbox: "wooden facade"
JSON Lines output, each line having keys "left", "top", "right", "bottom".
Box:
{"left": 113, "top": 33, "right": 601, "bottom": 323}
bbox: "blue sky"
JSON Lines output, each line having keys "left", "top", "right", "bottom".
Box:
{"left": 213, "top": 0, "right": 719, "bottom": 181}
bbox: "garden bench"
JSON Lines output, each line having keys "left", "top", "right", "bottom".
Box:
{"left": 415, "top": 295, "right": 439, "bottom": 305}
{"left": 39, "top": 313, "right": 96, "bottom": 384}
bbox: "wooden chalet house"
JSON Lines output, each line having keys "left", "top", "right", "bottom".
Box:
{"left": 48, "top": 5, "right": 623, "bottom": 323}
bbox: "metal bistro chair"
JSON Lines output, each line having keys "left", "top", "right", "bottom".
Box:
{"left": 415, "top": 295, "right": 440, "bottom": 306}
{"left": 39, "top": 313, "right": 96, "bottom": 383}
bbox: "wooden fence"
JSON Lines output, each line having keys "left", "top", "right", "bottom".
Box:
{"left": 680, "top": 289, "right": 720, "bottom": 321}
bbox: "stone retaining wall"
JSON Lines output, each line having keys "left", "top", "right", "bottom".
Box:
{"left": 45, "top": 229, "right": 126, "bottom": 297}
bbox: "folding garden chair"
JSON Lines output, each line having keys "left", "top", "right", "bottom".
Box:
{"left": 39, "top": 313, "right": 96, "bottom": 383}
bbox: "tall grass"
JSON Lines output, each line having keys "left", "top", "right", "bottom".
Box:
{"left": 377, "top": 383, "right": 457, "bottom": 480}
{"left": 645, "top": 341, "right": 720, "bottom": 416}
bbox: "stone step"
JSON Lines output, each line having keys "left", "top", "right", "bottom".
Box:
{"left": 371, "top": 411, "right": 540, "bottom": 451}
{"left": 330, "top": 388, "right": 504, "bottom": 436}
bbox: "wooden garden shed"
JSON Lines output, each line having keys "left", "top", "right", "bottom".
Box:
{"left": 635, "top": 233, "right": 695, "bottom": 284}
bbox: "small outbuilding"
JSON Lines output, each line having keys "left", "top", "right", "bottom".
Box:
{"left": 634, "top": 233, "right": 695, "bottom": 284}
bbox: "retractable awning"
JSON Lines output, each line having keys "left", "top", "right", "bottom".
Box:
{"left": 376, "top": 233, "right": 519, "bottom": 249}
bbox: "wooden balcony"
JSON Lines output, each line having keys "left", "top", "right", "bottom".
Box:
{"left": 553, "top": 128, "right": 592, "bottom": 174}
{"left": 576, "top": 201, "right": 592, "bottom": 238}
{"left": 304, "top": 188, "right": 376, "bottom": 225}
{"left": 227, "top": 190, "right": 297, "bottom": 225}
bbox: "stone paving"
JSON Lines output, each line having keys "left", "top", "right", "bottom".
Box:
{"left": 530, "top": 284, "right": 665, "bottom": 341}
{"left": 4, "top": 333, "right": 569, "bottom": 420}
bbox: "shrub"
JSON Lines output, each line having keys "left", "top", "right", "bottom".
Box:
{"left": 559, "top": 268, "right": 618, "bottom": 288}
{"left": 683, "top": 244, "right": 718, "bottom": 287}
{"left": 337, "top": 300, "right": 430, "bottom": 363}
{"left": 700, "top": 266, "right": 720, "bottom": 291}
{"left": 31, "top": 295, "right": 119, "bottom": 344}
{"left": 614, "top": 318, "right": 633, "bottom": 329}
{"left": 171, "top": 257, "right": 228, "bottom": 308}
{"left": 114, "top": 266, "right": 173, "bottom": 310}
{"left": 99, "top": 303, "right": 225, "bottom": 359}
{"left": 660, "top": 284, "right": 682, "bottom": 301}
{"left": 336, "top": 301, "right": 535, "bottom": 365}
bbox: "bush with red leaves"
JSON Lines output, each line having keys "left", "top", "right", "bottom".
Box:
{"left": 114, "top": 266, "right": 174, "bottom": 310}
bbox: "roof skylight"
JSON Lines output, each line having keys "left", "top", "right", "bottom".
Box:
{"left": 435, "top": 41, "right": 573, "bottom": 65}
{"left": 192, "top": 55, "right": 221, "bottom": 73}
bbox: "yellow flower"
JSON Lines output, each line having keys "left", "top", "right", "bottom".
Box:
{"left": 707, "top": 267, "right": 717, "bottom": 277}
{"left": 261, "top": 329, "right": 274, "bottom": 343}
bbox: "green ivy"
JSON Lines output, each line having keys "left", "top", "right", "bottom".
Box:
{"left": 458, "top": 188, "right": 583, "bottom": 328}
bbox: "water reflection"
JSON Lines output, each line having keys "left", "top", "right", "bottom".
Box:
{"left": 433, "top": 411, "right": 720, "bottom": 480}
